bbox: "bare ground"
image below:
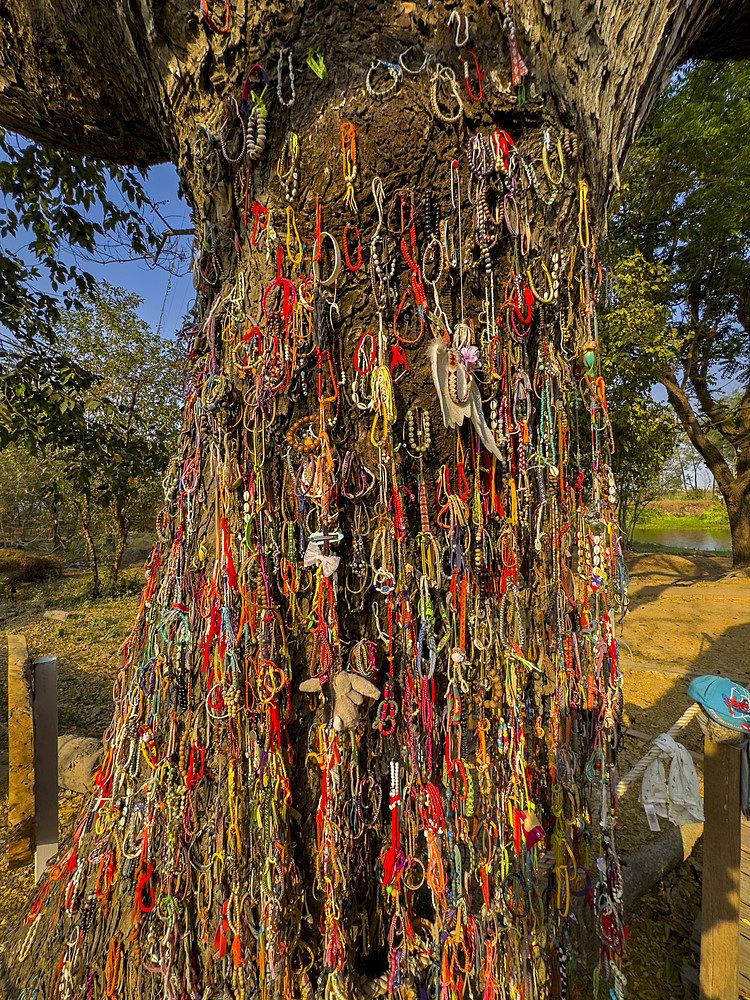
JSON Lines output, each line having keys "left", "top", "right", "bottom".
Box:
{"left": 616, "top": 552, "right": 750, "bottom": 998}
{"left": 1, "top": 556, "right": 749, "bottom": 996}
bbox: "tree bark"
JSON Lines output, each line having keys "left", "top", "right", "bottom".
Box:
{"left": 3, "top": 3, "right": 750, "bottom": 1000}
{"left": 72, "top": 497, "right": 100, "bottom": 598}
{"left": 726, "top": 488, "right": 750, "bottom": 568}
{"left": 663, "top": 372, "right": 750, "bottom": 567}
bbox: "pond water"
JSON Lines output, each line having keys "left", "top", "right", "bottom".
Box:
{"left": 632, "top": 525, "right": 732, "bottom": 552}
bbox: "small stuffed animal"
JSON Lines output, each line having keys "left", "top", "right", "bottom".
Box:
{"left": 300, "top": 671, "right": 381, "bottom": 731}
{"left": 518, "top": 807, "right": 545, "bottom": 850}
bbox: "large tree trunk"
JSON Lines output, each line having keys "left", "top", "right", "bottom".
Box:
{"left": 2, "top": 3, "right": 750, "bottom": 1000}
{"left": 727, "top": 488, "right": 750, "bottom": 568}
{"left": 663, "top": 375, "right": 750, "bottom": 568}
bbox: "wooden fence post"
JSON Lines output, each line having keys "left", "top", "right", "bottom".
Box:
{"left": 33, "top": 655, "right": 58, "bottom": 882}
{"left": 7, "top": 634, "right": 35, "bottom": 869}
{"left": 699, "top": 739, "right": 740, "bottom": 1000}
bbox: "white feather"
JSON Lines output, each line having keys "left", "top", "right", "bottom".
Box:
{"left": 427, "top": 336, "right": 503, "bottom": 459}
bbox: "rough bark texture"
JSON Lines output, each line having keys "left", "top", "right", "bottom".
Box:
{"left": 57, "top": 736, "right": 104, "bottom": 796}
{"left": 662, "top": 370, "right": 750, "bottom": 567}
{"left": 1, "top": 3, "right": 749, "bottom": 1000}
{"left": 2, "top": 1, "right": 748, "bottom": 206}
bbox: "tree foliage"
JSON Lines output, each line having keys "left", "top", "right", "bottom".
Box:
{"left": 0, "top": 284, "right": 181, "bottom": 594}
{"left": 0, "top": 133, "right": 164, "bottom": 455}
{"left": 598, "top": 255, "right": 678, "bottom": 542}
{"left": 0, "top": 134, "right": 157, "bottom": 344}
{"left": 606, "top": 60, "right": 750, "bottom": 565}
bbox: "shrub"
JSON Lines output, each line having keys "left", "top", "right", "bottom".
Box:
{"left": 699, "top": 503, "right": 730, "bottom": 526}
{"left": 637, "top": 507, "right": 669, "bottom": 524}
{"left": 0, "top": 548, "right": 63, "bottom": 584}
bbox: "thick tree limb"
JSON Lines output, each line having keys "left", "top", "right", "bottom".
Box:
{"left": 516, "top": 0, "right": 750, "bottom": 213}
{"left": 686, "top": 326, "right": 745, "bottom": 447}
{"left": 0, "top": 0, "right": 191, "bottom": 164}
{"left": 661, "top": 371, "right": 735, "bottom": 492}
{"left": 0, "top": 0, "right": 749, "bottom": 209}
{"left": 622, "top": 823, "right": 703, "bottom": 909}
{"left": 685, "top": 0, "right": 750, "bottom": 59}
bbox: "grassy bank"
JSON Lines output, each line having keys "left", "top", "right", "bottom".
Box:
{"left": 640, "top": 496, "right": 728, "bottom": 528}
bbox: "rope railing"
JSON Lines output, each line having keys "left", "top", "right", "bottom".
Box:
{"left": 615, "top": 702, "right": 702, "bottom": 798}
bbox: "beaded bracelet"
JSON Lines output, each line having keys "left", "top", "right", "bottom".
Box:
{"left": 467, "top": 133, "right": 495, "bottom": 181}
{"left": 245, "top": 106, "right": 267, "bottom": 162}
{"left": 366, "top": 59, "right": 402, "bottom": 100}
{"left": 404, "top": 407, "right": 431, "bottom": 456}
{"left": 430, "top": 64, "right": 463, "bottom": 124}
{"left": 277, "top": 133, "right": 299, "bottom": 203}
{"left": 342, "top": 223, "right": 362, "bottom": 271}
{"left": 527, "top": 257, "right": 555, "bottom": 303}
{"left": 277, "top": 49, "right": 295, "bottom": 107}
{"left": 219, "top": 98, "right": 246, "bottom": 163}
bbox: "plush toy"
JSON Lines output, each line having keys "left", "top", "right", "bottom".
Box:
{"left": 300, "top": 671, "right": 381, "bottom": 731}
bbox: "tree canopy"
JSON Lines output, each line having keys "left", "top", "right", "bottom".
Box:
{"left": 606, "top": 60, "right": 750, "bottom": 564}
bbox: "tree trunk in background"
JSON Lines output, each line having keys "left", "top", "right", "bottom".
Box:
{"left": 2, "top": 2, "right": 750, "bottom": 999}
{"left": 73, "top": 497, "right": 100, "bottom": 599}
{"left": 108, "top": 497, "right": 130, "bottom": 585}
{"left": 663, "top": 376, "right": 750, "bottom": 568}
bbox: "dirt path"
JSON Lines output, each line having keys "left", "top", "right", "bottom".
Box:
{"left": 615, "top": 553, "right": 750, "bottom": 998}
{"left": 620, "top": 552, "right": 750, "bottom": 754}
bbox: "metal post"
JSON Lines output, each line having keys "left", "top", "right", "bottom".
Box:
{"left": 7, "top": 634, "right": 34, "bottom": 869}
{"left": 33, "top": 655, "right": 58, "bottom": 883}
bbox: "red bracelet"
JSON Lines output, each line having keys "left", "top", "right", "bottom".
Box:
{"left": 201, "top": 0, "right": 230, "bottom": 34}
{"left": 354, "top": 332, "right": 376, "bottom": 374}
{"left": 343, "top": 223, "right": 362, "bottom": 271}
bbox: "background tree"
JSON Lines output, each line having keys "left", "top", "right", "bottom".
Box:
{"left": 608, "top": 60, "right": 750, "bottom": 565}
{"left": 2, "top": 2, "right": 750, "bottom": 999}
{"left": 599, "top": 253, "right": 678, "bottom": 544}
{"left": 57, "top": 283, "right": 182, "bottom": 584}
{"left": 0, "top": 285, "right": 181, "bottom": 594}
{"left": 0, "top": 447, "right": 74, "bottom": 550}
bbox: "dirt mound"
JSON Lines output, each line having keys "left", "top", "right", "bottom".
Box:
{"left": 0, "top": 549, "right": 62, "bottom": 585}
{"left": 626, "top": 551, "right": 728, "bottom": 581}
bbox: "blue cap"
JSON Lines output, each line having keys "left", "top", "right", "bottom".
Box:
{"left": 688, "top": 675, "right": 750, "bottom": 733}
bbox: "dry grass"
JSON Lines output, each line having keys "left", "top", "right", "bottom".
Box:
{"left": 0, "top": 549, "right": 63, "bottom": 585}
{"left": 0, "top": 568, "right": 141, "bottom": 935}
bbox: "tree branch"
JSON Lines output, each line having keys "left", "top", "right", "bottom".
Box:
{"left": 518, "top": 0, "right": 750, "bottom": 216}
{"left": 661, "top": 372, "right": 734, "bottom": 493}
{"left": 686, "top": 326, "right": 743, "bottom": 446}
{"left": 685, "top": 0, "right": 750, "bottom": 59}
{"left": 0, "top": 0, "right": 195, "bottom": 164}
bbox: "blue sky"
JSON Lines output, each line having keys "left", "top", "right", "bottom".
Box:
{"left": 96, "top": 163, "right": 196, "bottom": 337}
